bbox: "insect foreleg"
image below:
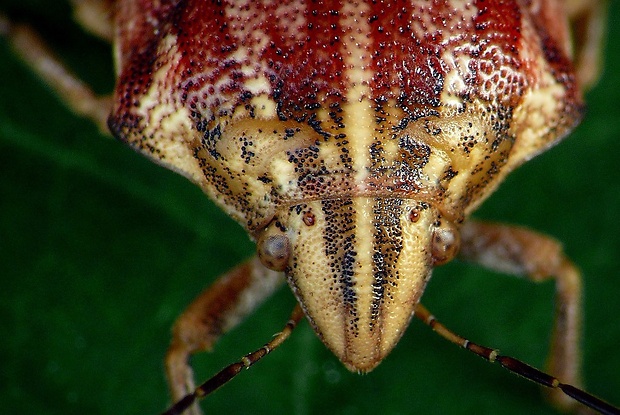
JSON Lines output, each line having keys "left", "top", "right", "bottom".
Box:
{"left": 165, "top": 256, "right": 285, "bottom": 415}
{"left": 458, "top": 220, "right": 590, "bottom": 412}
{"left": 164, "top": 303, "right": 303, "bottom": 415}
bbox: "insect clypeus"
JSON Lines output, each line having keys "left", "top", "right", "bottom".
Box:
{"left": 1, "top": 1, "right": 619, "bottom": 415}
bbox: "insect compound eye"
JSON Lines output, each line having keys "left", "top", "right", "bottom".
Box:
{"left": 431, "top": 220, "right": 460, "bottom": 266}
{"left": 257, "top": 224, "right": 291, "bottom": 272}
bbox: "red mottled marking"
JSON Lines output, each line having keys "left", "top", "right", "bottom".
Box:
{"left": 258, "top": 2, "right": 349, "bottom": 118}
{"left": 368, "top": 1, "right": 452, "bottom": 108}
{"left": 526, "top": 0, "right": 581, "bottom": 102}
{"left": 472, "top": 0, "right": 523, "bottom": 104}
{"left": 174, "top": 1, "right": 350, "bottom": 122}
{"left": 110, "top": 0, "right": 580, "bottom": 141}
{"left": 111, "top": 1, "right": 178, "bottom": 130}
{"left": 114, "top": 0, "right": 176, "bottom": 66}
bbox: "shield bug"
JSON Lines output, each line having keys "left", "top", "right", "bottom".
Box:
{"left": 1, "top": 1, "right": 619, "bottom": 415}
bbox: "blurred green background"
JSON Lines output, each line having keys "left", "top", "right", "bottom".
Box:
{"left": 1, "top": 1, "right": 619, "bottom": 414}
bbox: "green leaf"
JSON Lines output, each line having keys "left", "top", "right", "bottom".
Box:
{"left": 1, "top": 2, "right": 619, "bottom": 415}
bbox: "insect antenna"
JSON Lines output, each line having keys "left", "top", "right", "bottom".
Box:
{"left": 161, "top": 305, "right": 305, "bottom": 415}
{"left": 414, "top": 303, "right": 620, "bottom": 415}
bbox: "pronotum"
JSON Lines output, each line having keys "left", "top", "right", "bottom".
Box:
{"left": 0, "top": 3, "right": 616, "bottom": 415}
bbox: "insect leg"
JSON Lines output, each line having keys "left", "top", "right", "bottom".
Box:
{"left": 165, "top": 256, "right": 285, "bottom": 415}
{"left": 414, "top": 303, "right": 619, "bottom": 415}
{"left": 163, "top": 304, "right": 303, "bottom": 415}
{"left": 458, "top": 220, "right": 590, "bottom": 412}
{"left": 565, "top": 0, "right": 606, "bottom": 90}
{"left": 70, "top": 0, "right": 115, "bottom": 41}
{"left": 0, "top": 15, "right": 112, "bottom": 132}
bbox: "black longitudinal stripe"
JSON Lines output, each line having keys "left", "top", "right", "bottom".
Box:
{"left": 341, "top": 237, "right": 358, "bottom": 336}
{"left": 322, "top": 198, "right": 358, "bottom": 337}
{"left": 370, "top": 198, "right": 404, "bottom": 332}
